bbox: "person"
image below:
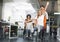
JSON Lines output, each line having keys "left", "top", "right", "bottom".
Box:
{"left": 35, "top": 2, "right": 49, "bottom": 39}
{"left": 0, "top": 22, "right": 3, "bottom": 38}
{"left": 23, "top": 14, "right": 33, "bottom": 38}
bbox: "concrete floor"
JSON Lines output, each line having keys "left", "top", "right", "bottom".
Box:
{"left": 0, "top": 29, "right": 60, "bottom": 42}
{"left": 0, "top": 35, "right": 60, "bottom": 42}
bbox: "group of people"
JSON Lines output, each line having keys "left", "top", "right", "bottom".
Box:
{"left": 23, "top": 2, "right": 49, "bottom": 39}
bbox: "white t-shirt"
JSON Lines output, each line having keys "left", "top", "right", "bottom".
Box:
{"left": 37, "top": 14, "right": 44, "bottom": 26}
{"left": 44, "top": 11, "right": 48, "bottom": 19}
{"left": 26, "top": 22, "right": 34, "bottom": 32}
{"left": 35, "top": 11, "right": 48, "bottom": 26}
{"left": 26, "top": 22, "right": 33, "bottom": 29}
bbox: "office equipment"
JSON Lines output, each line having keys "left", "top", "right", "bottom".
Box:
{"left": 9, "top": 25, "right": 18, "bottom": 39}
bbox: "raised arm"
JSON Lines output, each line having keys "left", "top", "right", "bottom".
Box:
{"left": 45, "top": 1, "right": 49, "bottom": 10}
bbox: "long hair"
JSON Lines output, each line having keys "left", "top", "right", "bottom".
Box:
{"left": 37, "top": 10, "right": 42, "bottom": 18}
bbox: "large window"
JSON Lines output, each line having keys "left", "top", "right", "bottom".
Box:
{"left": 2, "top": 2, "right": 36, "bottom": 23}
{"left": 2, "top": 0, "right": 37, "bottom": 28}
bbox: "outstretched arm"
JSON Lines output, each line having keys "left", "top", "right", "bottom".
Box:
{"left": 45, "top": 1, "right": 49, "bottom": 10}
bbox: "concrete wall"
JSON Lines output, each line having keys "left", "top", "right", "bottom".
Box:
{"left": 58, "top": 0, "right": 60, "bottom": 12}
{"left": 0, "top": 0, "right": 3, "bottom": 20}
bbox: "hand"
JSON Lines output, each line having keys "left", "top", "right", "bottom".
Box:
{"left": 45, "top": 1, "right": 49, "bottom": 10}
{"left": 47, "top": 1, "right": 49, "bottom": 6}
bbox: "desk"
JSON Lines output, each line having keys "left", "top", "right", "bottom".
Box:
{"left": 0, "top": 21, "right": 19, "bottom": 39}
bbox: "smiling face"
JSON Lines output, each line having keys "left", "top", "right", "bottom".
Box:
{"left": 40, "top": 5, "right": 45, "bottom": 11}
{"left": 40, "top": 7, "right": 45, "bottom": 11}
{"left": 27, "top": 16, "right": 31, "bottom": 19}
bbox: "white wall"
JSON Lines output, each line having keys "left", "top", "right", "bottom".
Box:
{"left": 0, "top": 2, "right": 3, "bottom": 20}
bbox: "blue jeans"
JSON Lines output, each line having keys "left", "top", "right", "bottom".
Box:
{"left": 26, "top": 29, "right": 31, "bottom": 37}
{"left": 23, "top": 29, "right": 31, "bottom": 37}
{"left": 0, "top": 28, "right": 3, "bottom": 37}
{"left": 33, "top": 27, "right": 38, "bottom": 34}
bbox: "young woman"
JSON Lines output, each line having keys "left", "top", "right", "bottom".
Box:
{"left": 35, "top": 2, "right": 49, "bottom": 39}
{"left": 23, "top": 14, "right": 33, "bottom": 38}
